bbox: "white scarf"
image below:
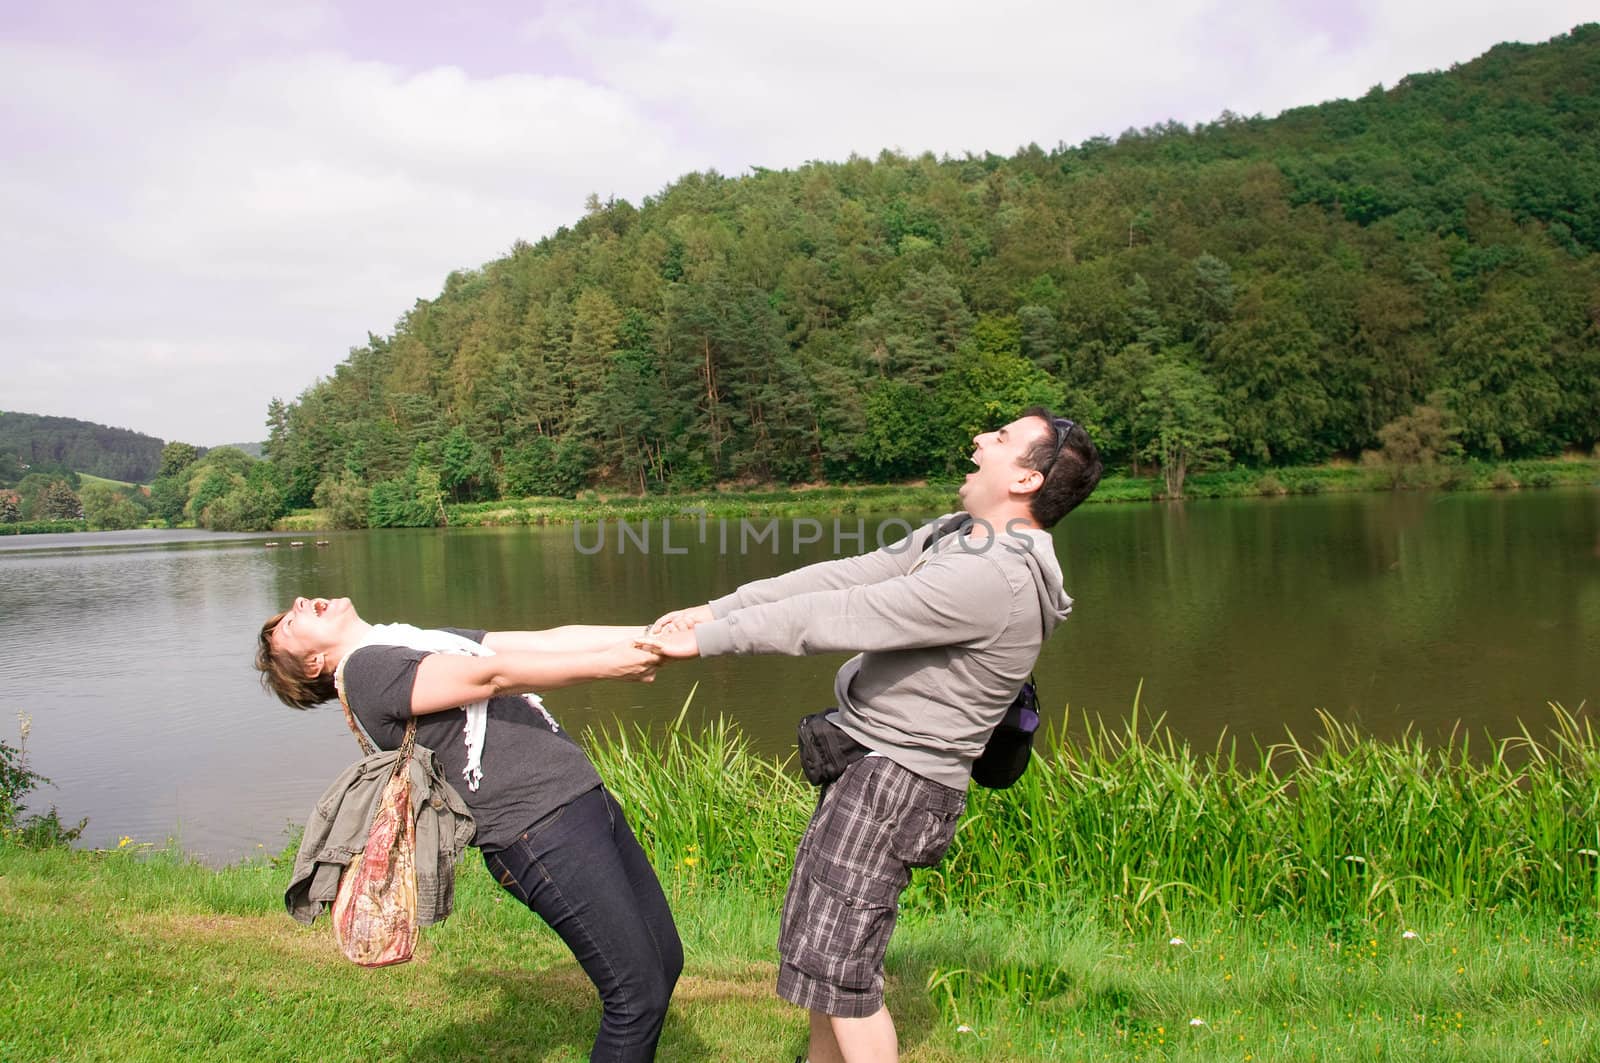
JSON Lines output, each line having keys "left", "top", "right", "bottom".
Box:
{"left": 351, "top": 623, "right": 559, "bottom": 792}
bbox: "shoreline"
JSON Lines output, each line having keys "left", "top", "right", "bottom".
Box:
{"left": 302, "top": 456, "right": 1599, "bottom": 532}
{"left": 5, "top": 457, "right": 1594, "bottom": 535}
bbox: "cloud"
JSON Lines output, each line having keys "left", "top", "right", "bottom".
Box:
{"left": 2, "top": 0, "right": 1593, "bottom": 444}
{"left": 2, "top": 37, "right": 692, "bottom": 443}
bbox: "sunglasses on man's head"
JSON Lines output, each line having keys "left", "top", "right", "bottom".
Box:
{"left": 1041, "top": 417, "right": 1077, "bottom": 479}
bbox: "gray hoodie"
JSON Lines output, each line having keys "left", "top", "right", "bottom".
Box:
{"left": 694, "top": 513, "right": 1072, "bottom": 789}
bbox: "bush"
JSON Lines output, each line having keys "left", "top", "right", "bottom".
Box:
{"left": 313, "top": 472, "right": 371, "bottom": 529}
{"left": 1, "top": 717, "right": 86, "bottom": 848}
{"left": 81, "top": 482, "right": 144, "bottom": 529}
{"left": 1377, "top": 401, "right": 1464, "bottom": 467}
{"left": 1490, "top": 467, "right": 1519, "bottom": 490}
{"left": 0, "top": 519, "right": 85, "bottom": 535}
{"left": 1255, "top": 473, "right": 1288, "bottom": 496}
{"left": 369, "top": 465, "right": 445, "bottom": 527}
{"left": 36, "top": 479, "right": 83, "bottom": 521}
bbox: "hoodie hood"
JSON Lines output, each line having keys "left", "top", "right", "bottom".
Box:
{"left": 926, "top": 512, "right": 1072, "bottom": 637}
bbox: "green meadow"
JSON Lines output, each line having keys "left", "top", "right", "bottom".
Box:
{"left": 6, "top": 702, "right": 1600, "bottom": 1060}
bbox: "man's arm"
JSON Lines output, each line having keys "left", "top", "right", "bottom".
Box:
{"left": 705, "top": 519, "right": 943, "bottom": 616}
{"left": 642, "top": 550, "right": 1011, "bottom": 659}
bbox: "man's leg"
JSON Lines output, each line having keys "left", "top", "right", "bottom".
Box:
{"left": 780, "top": 760, "right": 964, "bottom": 1063}
{"left": 806, "top": 1009, "right": 845, "bottom": 1063}
{"left": 826, "top": 1006, "right": 897, "bottom": 1063}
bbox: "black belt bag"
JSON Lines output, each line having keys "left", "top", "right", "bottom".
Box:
{"left": 970, "top": 678, "right": 1040, "bottom": 790}
{"left": 796, "top": 678, "right": 1041, "bottom": 791}
{"left": 795, "top": 711, "right": 869, "bottom": 787}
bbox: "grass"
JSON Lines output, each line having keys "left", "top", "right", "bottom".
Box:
{"left": 4, "top": 844, "right": 1599, "bottom": 1060}
{"left": 76, "top": 472, "right": 143, "bottom": 490}
{"left": 6, "top": 703, "right": 1600, "bottom": 1059}
{"left": 587, "top": 698, "right": 1600, "bottom": 927}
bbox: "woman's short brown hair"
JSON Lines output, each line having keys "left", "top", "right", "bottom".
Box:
{"left": 255, "top": 611, "right": 337, "bottom": 709}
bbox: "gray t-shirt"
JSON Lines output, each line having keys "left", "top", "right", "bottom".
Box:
{"left": 342, "top": 627, "right": 601, "bottom": 853}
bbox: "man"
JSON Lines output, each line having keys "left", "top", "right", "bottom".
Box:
{"left": 640, "top": 407, "right": 1101, "bottom": 1063}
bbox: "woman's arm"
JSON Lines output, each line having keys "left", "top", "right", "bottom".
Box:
{"left": 481, "top": 625, "right": 648, "bottom": 655}
{"left": 409, "top": 642, "right": 660, "bottom": 715}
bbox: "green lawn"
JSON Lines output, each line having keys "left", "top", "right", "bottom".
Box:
{"left": 9, "top": 710, "right": 1600, "bottom": 1060}
{"left": 76, "top": 471, "right": 144, "bottom": 490}
{"left": 2, "top": 843, "right": 1598, "bottom": 1061}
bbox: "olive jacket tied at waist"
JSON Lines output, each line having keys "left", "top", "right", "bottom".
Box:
{"left": 284, "top": 743, "right": 476, "bottom": 927}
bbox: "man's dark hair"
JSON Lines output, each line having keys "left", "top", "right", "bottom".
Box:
{"left": 1019, "top": 406, "right": 1103, "bottom": 528}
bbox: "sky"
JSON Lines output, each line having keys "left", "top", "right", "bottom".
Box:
{"left": 2, "top": 1, "right": 1594, "bottom": 447}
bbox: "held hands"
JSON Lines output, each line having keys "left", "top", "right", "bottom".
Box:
{"left": 648, "top": 603, "right": 715, "bottom": 635}
{"left": 636, "top": 601, "right": 713, "bottom": 659}
{"left": 632, "top": 603, "right": 710, "bottom": 660}
{"left": 602, "top": 642, "right": 663, "bottom": 682}
{"left": 634, "top": 627, "right": 700, "bottom": 660}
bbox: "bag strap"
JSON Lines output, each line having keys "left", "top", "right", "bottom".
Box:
{"left": 919, "top": 514, "right": 970, "bottom": 555}
{"left": 333, "top": 655, "right": 417, "bottom": 775}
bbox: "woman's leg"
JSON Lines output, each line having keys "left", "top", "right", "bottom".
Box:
{"left": 483, "top": 787, "right": 681, "bottom": 1062}
{"left": 597, "top": 788, "right": 684, "bottom": 993}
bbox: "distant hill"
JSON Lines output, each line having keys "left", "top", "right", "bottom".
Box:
{"left": 268, "top": 24, "right": 1600, "bottom": 504}
{"left": 211, "top": 441, "right": 264, "bottom": 458}
{"left": 0, "top": 411, "right": 164, "bottom": 483}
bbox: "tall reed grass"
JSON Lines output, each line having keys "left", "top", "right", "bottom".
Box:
{"left": 585, "top": 695, "right": 1600, "bottom": 929}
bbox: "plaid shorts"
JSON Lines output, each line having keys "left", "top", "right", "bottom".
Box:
{"left": 776, "top": 756, "right": 967, "bottom": 1017}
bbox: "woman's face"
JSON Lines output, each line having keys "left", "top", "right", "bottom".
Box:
{"left": 271, "top": 597, "right": 357, "bottom": 671}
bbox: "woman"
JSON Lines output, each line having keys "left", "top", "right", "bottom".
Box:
{"left": 256, "top": 595, "right": 681, "bottom": 1062}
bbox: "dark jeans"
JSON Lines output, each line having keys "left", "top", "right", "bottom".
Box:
{"left": 483, "top": 786, "right": 683, "bottom": 1062}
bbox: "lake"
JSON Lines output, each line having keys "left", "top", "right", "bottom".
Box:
{"left": 1, "top": 487, "right": 1596, "bottom": 864}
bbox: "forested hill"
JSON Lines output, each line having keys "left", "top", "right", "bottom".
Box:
{"left": 0, "top": 411, "right": 164, "bottom": 484}
{"left": 267, "top": 24, "right": 1600, "bottom": 507}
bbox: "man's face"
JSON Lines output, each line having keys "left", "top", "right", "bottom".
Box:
{"left": 957, "top": 415, "right": 1054, "bottom": 514}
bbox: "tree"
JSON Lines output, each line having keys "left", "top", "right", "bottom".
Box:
{"left": 369, "top": 464, "right": 446, "bottom": 528}
{"left": 36, "top": 480, "right": 83, "bottom": 521}
{"left": 80, "top": 482, "right": 142, "bottom": 530}
{"left": 158, "top": 442, "right": 200, "bottom": 479}
{"left": 1133, "top": 357, "right": 1232, "bottom": 498}
{"left": 503, "top": 436, "right": 571, "bottom": 498}
{"left": 0, "top": 490, "right": 19, "bottom": 523}
{"left": 440, "top": 426, "right": 497, "bottom": 502}
{"left": 148, "top": 475, "right": 188, "bottom": 527}
{"left": 859, "top": 381, "right": 939, "bottom": 480}
{"left": 313, "top": 471, "right": 371, "bottom": 529}
{"left": 935, "top": 350, "right": 1065, "bottom": 472}
{"left": 1377, "top": 398, "right": 1464, "bottom": 466}
{"left": 1209, "top": 290, "right": 1331, "bottom": 464}
{"left": 858, "top": 266, "right": 973, "bottom": 387}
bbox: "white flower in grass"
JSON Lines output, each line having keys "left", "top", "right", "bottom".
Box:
{"left": 1189, "top": 1017, "right": 1207, "bottom": 1028}
{"left": 956, "top": 1024, "right": 974, "bottom": 1034}
{"left": 1169, "top": 936, "right": 1186, "bottom": 946}
{"left": 1402, "top": 930, "right": 1420, "bottom": 940}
